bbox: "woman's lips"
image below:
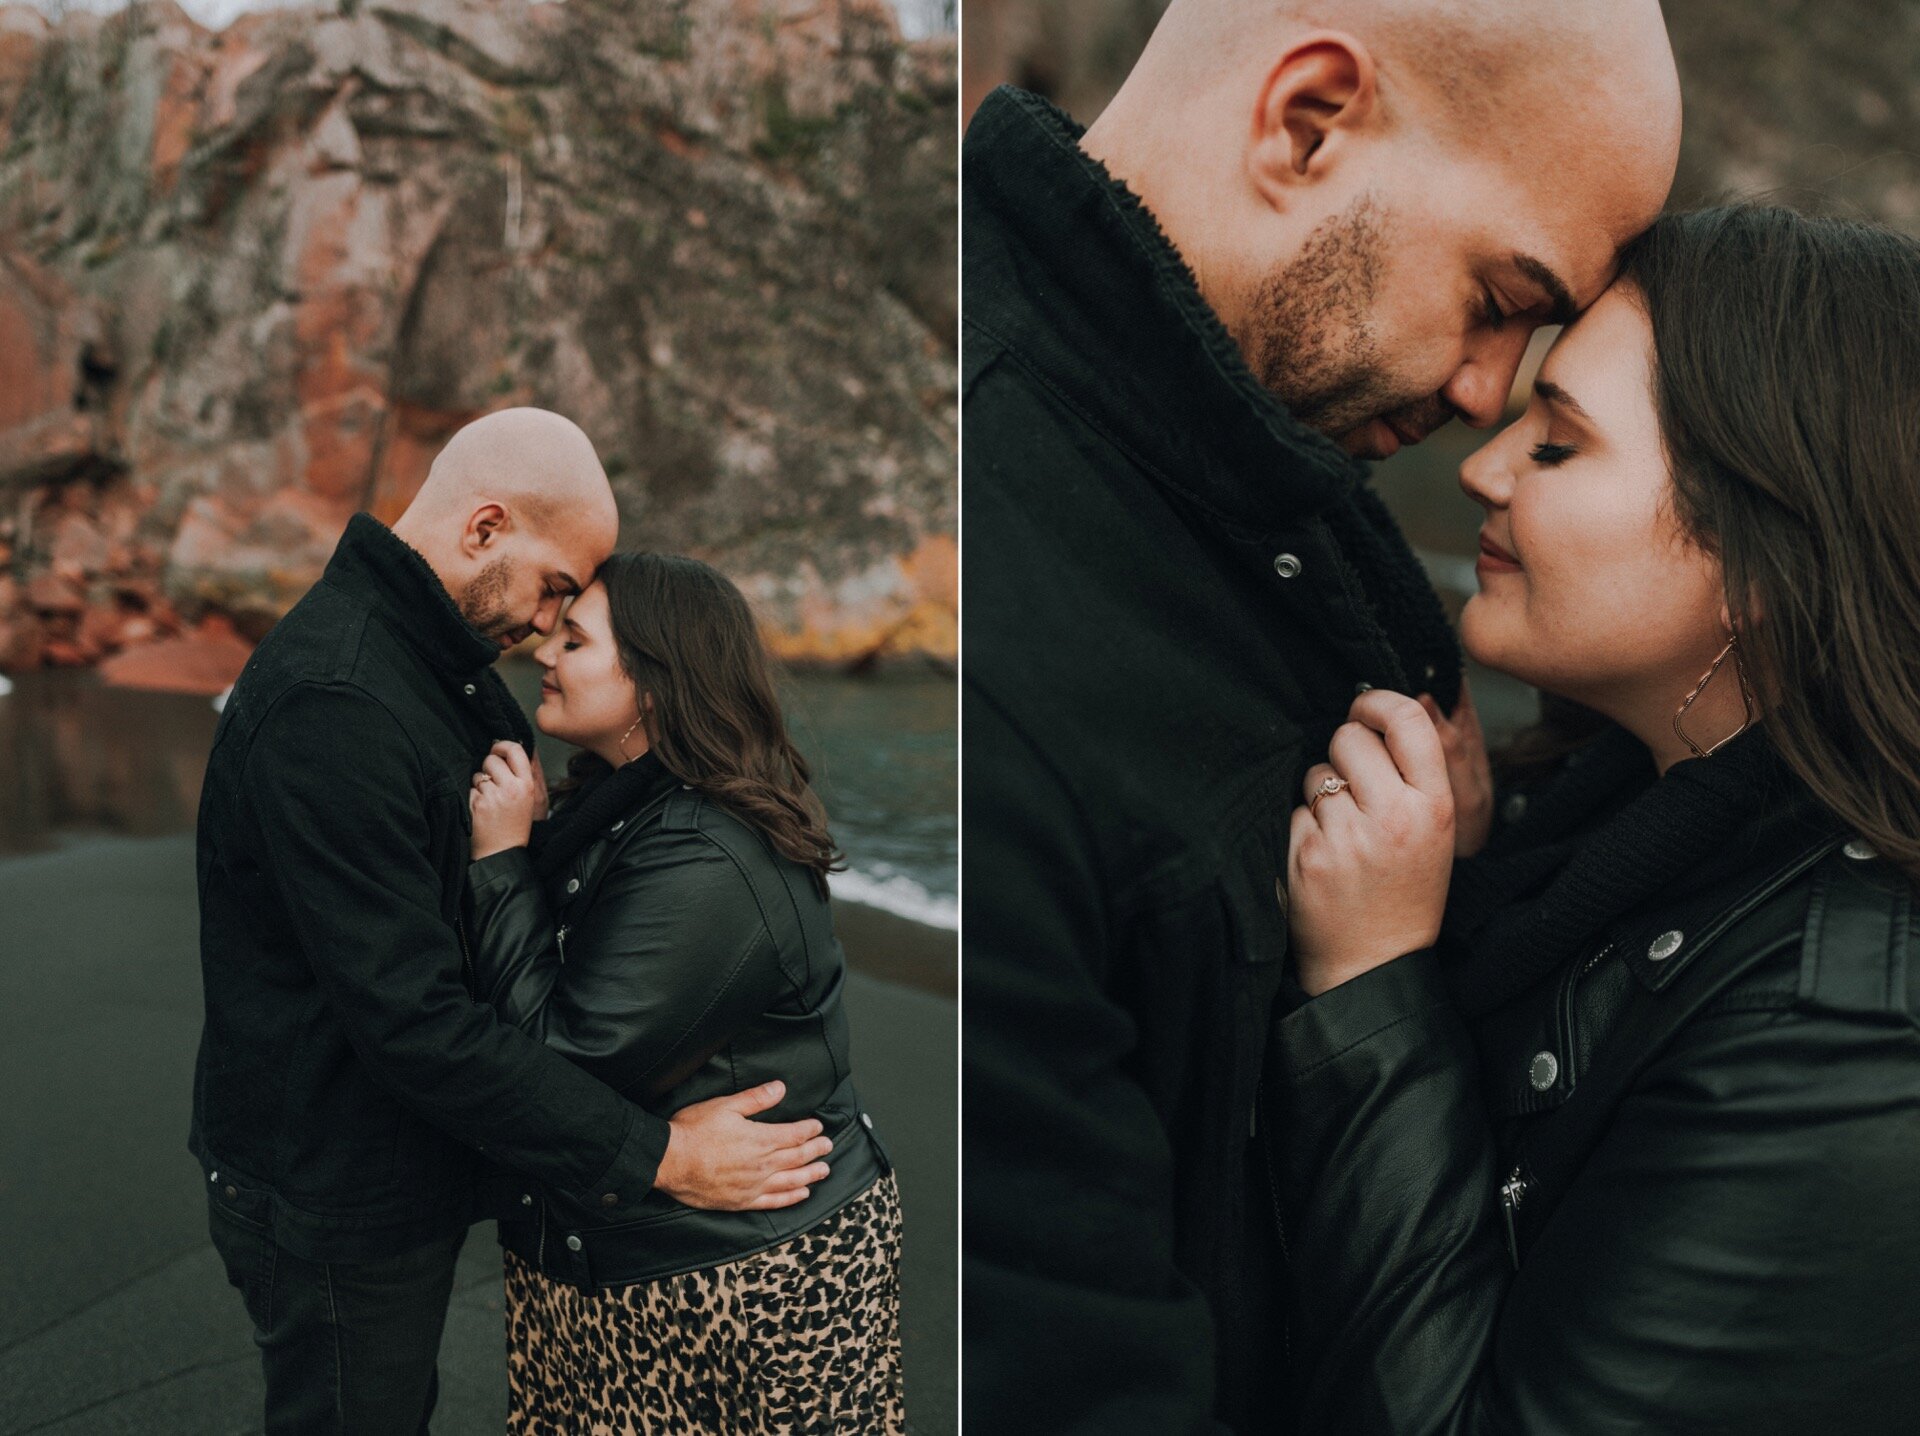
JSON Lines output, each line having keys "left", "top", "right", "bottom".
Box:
{"left": 539, "top": 682, "right": 561, "bottom": 698}
{"left": 1476, "top": 533, "right": 1522, "bottom": 574}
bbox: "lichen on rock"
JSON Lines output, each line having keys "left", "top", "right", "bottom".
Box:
{"left": 0, "top": 0, "right": 957, "bottom": 684}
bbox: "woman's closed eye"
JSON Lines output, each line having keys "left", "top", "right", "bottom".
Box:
{"left": 1529, "top": 440, "right": 1577, "bottom": 466}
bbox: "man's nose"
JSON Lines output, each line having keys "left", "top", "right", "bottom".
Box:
{"left": 1443, "top": 326, "right": 1537, "bottom": 429}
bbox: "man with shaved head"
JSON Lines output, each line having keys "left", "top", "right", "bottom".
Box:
{"left": 963, "top": 1, "right": 1681, "bottom": 1429}
{"left": 191, "top": 409, "right": 829, "bottom": 1432}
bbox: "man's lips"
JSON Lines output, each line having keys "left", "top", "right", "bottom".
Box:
{"left": 1384, "top": 417, "right": 1426, "bottom": 448}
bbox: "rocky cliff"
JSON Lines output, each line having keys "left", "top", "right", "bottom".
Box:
{"left": 0, "top": 0, "right": 957, "bottom": 683}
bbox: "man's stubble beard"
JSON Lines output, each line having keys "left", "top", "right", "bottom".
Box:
{"left": 459, "top": 555, "right": 522, "bottom": 645}
{"left": 1243, "top": 193, "right": 1438, "bottom": 447}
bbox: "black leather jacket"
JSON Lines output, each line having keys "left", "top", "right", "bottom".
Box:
{"left": 1265, "top": 753, "right": 1920, "bottom": 1433}
{"left": 463, "top": 752, "right": 891, "bottom": 1289}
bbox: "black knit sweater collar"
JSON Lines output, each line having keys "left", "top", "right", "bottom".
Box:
{"left": 322, "top": 513, "right": 501, "bottom": 678}
{"left": 531, "top": 752, "right": 679, "bottom": 882}
{"left": 1442, "top": 724, "right": 1840, "bottom": 1018}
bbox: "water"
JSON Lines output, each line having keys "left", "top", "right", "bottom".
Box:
{"left": 0, "top": 663, "right": 958, "bottom": 930}
{"left": 496, "top": 663, "right": 959, "bottom": 930}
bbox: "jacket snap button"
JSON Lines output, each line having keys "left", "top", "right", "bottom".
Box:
{"left": 1354, "top": 682, "right": 1373, "bottom": 696}
{"left": 566, "top": 878, "right": 581, "bottom": 894}
{"left": 1273, "top": 553, "right": 1302, "bottom": 579}
{"left": 610, "top": 819, "right": 624, "bottom": 832}
{"left": 1502, "top": 793, "right": 1529, "bottom": 824}
{"left": 1648, "top": 930, "right": 1684, "bottom": 962}
{"left": 565, "top": 1234, "right": 583, "bottom": 1252}
{"left": 601, "top": 1192, "right": 618, "bottom": 1206}
{"left": 520, "top": 1193, "right": 533, "bottom": 1206}
{"left": 861, "top": 1112, "right": 874, "bottom": 1130}
{"left": 224, "top": 1184, "right": 238, "bottom": 1199}
{"left": 462, "top": 683, "right": 476, "bottom": 696}
{"left": 1527, "top": 1052, "right": 1559, "bottom": 1091}
{"left": 1843, "top": 838, "right": 1878, "bottom": 861}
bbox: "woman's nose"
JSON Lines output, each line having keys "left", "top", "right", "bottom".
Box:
{"left": 1458, "top": 434, "right": 1514, "bottom": 511}
{"left": 532, "top": 633, "right": 559, "bottom": 668}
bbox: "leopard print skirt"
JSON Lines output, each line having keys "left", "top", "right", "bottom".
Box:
{"left": 502, "top": 1173, "right": 905, "bottom": 1434}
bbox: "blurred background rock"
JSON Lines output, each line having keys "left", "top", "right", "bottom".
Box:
{"left": 0, "top": 0, "right": 957, "bottom": 684}
{"left": 962, "top": 0, "right": 1920, "bottom": 739}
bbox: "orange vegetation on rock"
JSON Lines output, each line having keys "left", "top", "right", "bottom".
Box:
{"left": 98, "top": 614, "right": 254, "bottom": 696}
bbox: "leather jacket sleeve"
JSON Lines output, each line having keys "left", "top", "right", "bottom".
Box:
{"left": 464, "top": 833, "right": 791, "bottom": 1103}
{"left": 963, "top": 690, "right": 1230, "bottom": 1436}
{"left": 244, "top": 683, "right": 670, "bottom": 1206}
{"left": 1267, "top": 943, "right": 1920, "bottom": 1434}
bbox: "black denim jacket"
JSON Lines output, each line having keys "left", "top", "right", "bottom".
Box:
{"left": 190, "top": 514, "right": 670, "bottom": 1262}
{"left": 961, "top": 87, "right": 1460, "bottom": 1433}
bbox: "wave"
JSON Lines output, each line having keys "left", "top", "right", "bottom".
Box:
{"left": 832, "top": 867, "right": 958, "bottom": 932}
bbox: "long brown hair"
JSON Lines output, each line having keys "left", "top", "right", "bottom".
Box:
{"left": 1525, "top": 205, "right": 1920, "bottom": 880}
{"left": 579, "top": 551, "right": 844, "bottom": 884}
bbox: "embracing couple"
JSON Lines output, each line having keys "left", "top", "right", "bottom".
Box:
{"left": 191, "top": 409, "right": 903, "bottom": 1433}
{"left": 965, "top": 0, "right": 1920, "bottom": 1431}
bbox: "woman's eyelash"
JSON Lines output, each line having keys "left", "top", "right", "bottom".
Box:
{"left": 562, "top": 641, "right": 581, "bottom": 652}
{"left": 1530, "top": 440, "right": 1577, "bottom": 466}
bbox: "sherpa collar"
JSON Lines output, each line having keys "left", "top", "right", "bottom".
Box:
{"left": 321, "top": 512, "right": 504, "bottom": 678}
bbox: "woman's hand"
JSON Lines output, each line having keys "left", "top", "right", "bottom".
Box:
{"left": 1417, "top": 677, "right": 1492, "bottom": 858}
{"left": 1289, "top": 690, "right": 1456, "bottom": 997}
{"left": 470, "top": 740, "right": 543, "bottom": 860}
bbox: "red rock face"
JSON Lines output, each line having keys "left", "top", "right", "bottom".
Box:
{"left": 0, "top": 0, "right": 956, "bottom": 687}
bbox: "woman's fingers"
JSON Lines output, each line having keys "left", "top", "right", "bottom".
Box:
{"left": 1327, "top": 719, "right": 1403, "bottom": 809}
{"left": 1299, "top": 761, "right": 1357, "bottom": 828}
{"left": 1348, "top": 690, "right": 1451, "bottom": 801}
{"left": 491, "top": 740, "right": 532, "bottom": 781}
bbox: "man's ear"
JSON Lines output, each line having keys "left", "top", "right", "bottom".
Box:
{"left": 1248, "top": 32, "right": 1376, "bottom": 209}
{"left": 463, "top": 502, "right": 509, "bottom": 555}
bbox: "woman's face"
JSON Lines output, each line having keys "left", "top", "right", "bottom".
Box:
{"left": 532, "top": 580, "right": 645, "bottom": 756}
{"left": 1457, "top": 285, "right": 1730, "bottom": 723}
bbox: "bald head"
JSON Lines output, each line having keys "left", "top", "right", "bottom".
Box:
{"left": 403, "top": 407, "right": 618, "bottom": 535}
{"left": 1081, "top": 0, "right": 1681, "bottom": 458}
{"left": 393, "top": 408, "right": 622, "bottom": 651}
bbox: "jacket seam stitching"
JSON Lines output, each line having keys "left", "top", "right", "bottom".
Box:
{"left": 1284, "top": 1000, "right": 1451, "bottom": 1080}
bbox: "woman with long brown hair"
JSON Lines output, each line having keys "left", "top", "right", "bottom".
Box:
{"left": 462, "top": 551, "right": 904, "bottom": 1433}
{"left": 1268, "top": 205, "right": 1920, "bottom": 1432}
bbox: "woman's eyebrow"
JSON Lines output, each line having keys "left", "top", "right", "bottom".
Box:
{"left": 1534, "top": 377, "right": 1593, "bottom": 421}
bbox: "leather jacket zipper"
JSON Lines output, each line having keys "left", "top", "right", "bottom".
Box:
{"left": 1499, "top": 1165, "right": 1528, "bottom": 1268}
{"left": 556, "top": 924, "right": 570, "bottom": 960}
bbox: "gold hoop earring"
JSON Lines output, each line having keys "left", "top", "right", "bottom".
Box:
{"left": 617, "top": 716, "right": 644, "bottom": 763}
{"left": 1673, "top": 635, "right": 1755, "bottom": 759}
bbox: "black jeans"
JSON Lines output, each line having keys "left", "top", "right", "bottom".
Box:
{"left": 208, "top": 1197, "right": 467, "bottom": 1434}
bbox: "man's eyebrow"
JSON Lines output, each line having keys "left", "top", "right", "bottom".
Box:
{"left": 1533, "top": 378, "right": 1592, "bottom": 421}
{"left": 1514, "top": 254, "right": 1578, "bottom": 325}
